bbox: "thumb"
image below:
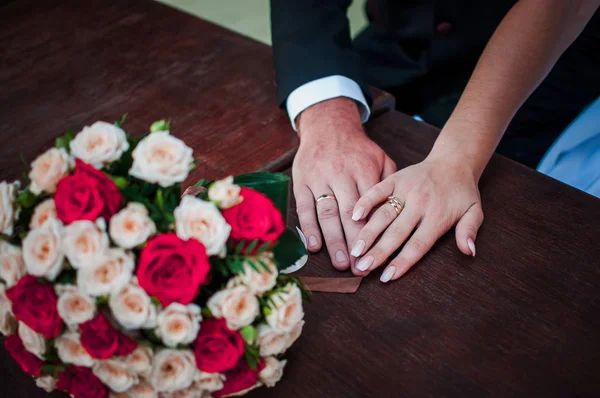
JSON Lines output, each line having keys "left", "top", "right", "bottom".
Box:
{"left": 455, "top": 203, "right": 484, "bottom": 257}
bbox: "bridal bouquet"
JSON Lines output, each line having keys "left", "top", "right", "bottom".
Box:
{"left": 0, "top": 117, "right": 308, "bottom": 397}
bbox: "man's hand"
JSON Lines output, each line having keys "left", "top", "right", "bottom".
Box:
{"left": 293, "top": 97, "right": 396, "bottom": 273}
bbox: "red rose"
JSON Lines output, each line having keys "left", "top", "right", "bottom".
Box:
{"left": 222, "top": 188, "right": 285, "bottom": 243}
{"left": 114, "top": 333, "right": 137, "bottom": 356}
{"left": 4, "top": 335, "right": 43, "bottom": 376}
{"left": 57, "top": 366, "right": 108, "bottom": 398}
{"left": 194, "top": 318, "right": 245, "bottom": 373}
{"left": 5, "top": 275, "right": 63, "bottom": 339}
{"left": 80, "top": 313, "right": 135, "bottom": 359}
{"left": 214, "top": 358, "right": 265, "bottom": 397}
{"left": 55, "top": 160, "right": 122, "bottom": 224}
{"left": 137, "top": 233, "right": 210, "bottom": 306}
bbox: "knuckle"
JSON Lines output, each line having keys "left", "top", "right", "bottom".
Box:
{"left": 413, "top": 190, "right": 431, "bottom": 206}
{"left": 295, "top": 203, "right": 312, "bottom": 215}
{"left": 318, "top": 206, "right": 340, "bottom": 220}
{"left": 408, "top": 238, "right": 429, "bottom": 254}
{"left": 340, "top": 203, "right": 356, "bottom": 217}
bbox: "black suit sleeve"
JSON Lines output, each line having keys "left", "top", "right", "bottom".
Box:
{"left": 270, "top": 0, "right": 371, "bottom": 108}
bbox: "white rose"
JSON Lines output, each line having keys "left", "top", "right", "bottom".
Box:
{"left": 156, "top": 303, "right": 202, "bottom": 347}
{"left": 110, "top": 379, "right": 157, "bottom": 398}
{"left": 110, "top": 283, "right": 157, "bottom": 330}
{"left": 0, "top": 283, "right": 17, "bottom": 335}
{"left": 207, "top": 285, "right": 259, "bottom": 330}
{"left": 129, "top": 131, "right": 194, "bottom": 188}
{"left": 124, "top": 346, "right": 153, "bottom": 378}
{"left": 22, "top": 219, "right": 64, "bottom": 280}
{"left": 93, "top": 359, "right": 139, "bottom": 393}
{"left": 195, "top": 371, "right": 225, "bottom": 392}
{"left": 265, "top": 284, "right": 304, "bottom": 333}
{"left": 77, "top": 248, "right": 134, "bottom": 296}
{"left": 0, "top": 180, "right": 19, "bottom": 235}
{"left": 56, "top": 285, "right": 96, "bottom": 327}
{"left": 29, "top": 198, "right": 57, "bottom": 229}
{"left": 18, "top": 321, "right": 46, "bottom": 359}
{"left": 174, "top": 196, "right": 230, "bottom": 256}
{"left": 62, "top": 219, "right": 109, "bottom": 269}
{"left": 0, "top": 241, "right": 25, "bottom": 287}
{"left": 70, "top": 121, "right": 130, "bottom": 169}
{"left": 36, "top": 376, "right": 57, "bottom": 392}
{"left": 55, "top": 331, "right": 95, "bottom": 367}
{"left": 259, "top": 357, "right": 287, "bottom": 388}
{"left": 238, "top": 254, "right": 278, "bottom": 295}
{"left": 149, "top": 349, "right": 197, "bottom": 392}
{"left": 109, "top": 203, "right": 156, "bottom": 249}
{"left": 256, "top": 324, "right": 287, "bottom": 357}
{"left": 208, "top": 176, "right": 242, "bottom": 209}
{"left": 283, "top": 319, "right": 304, "bottom": 351}
{"left": 28, "top": 148, "right": 73, "bottom": 195}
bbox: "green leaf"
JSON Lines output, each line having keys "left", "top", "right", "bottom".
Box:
{"left": 16, "top": 189, "right": 37, "bottom": 209}
{"left": 263, "top": 306, "right": 272, "bottom": 316}
{"left": 201, "top": 307, "right": 213, "bottom": 318}
{"left": 150, "top": 119, "right": 170, "bottom": 133}
{"left": 55, "top": 129, "right": 76, "bottom": 151}
{"left": 155, "top": 189, "right": 164, "bottom": 210}
{"left": 109, "top": 175, "right": 129, "bottom": 190}
{"left": 240, "top": 325, "right": 257, "bottom": 344}
{"left": 115, "top": 113, "right": 128, "bottom": 128}
{"left": 256, "top": 241, "right": 272, "bottom": 255}
{"left": 273, "top": 228, "right": 308, "bottom": 270}
{"left": 234, "top": 240, "right": 246, "bottom": 256}
{"left": 96, "top": 296, "right": 109, "bottom": 305}
{"left": 245, "top": 240, "right": 259, "bottom": 254}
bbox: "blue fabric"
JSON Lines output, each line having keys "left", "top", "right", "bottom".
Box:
{"left": 537, "top": 97, "right": 600, "bottom": 198}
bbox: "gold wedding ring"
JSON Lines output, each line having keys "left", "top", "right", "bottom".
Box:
{"left": 387, "top": 195, "right": 404, "bottom": 215}
{"left": 316, "top": 194, "right": 337, "bottom": 204}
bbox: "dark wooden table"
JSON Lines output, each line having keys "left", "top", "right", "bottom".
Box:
{"left": 250, "top": 111, "right": 600, "bottom": 398}
{"left": 0, "top": 0, "right": 394, "bottom": 184}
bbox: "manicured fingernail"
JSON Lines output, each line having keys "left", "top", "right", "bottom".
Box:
{"left": 380, "top": 266, "right": 395, "bottom": 283}
{"left": 352, "top": 207, "right": 364, "bottom": 221}
{"left": 335, "top": 250, "right": 348, "bottom": 264}
{"left": 308, "top": 235, "right": 318, "bottom": 248}
{"left": 351, "top": 240, "right": 365, "bottom": 257}
{"left": 356, "top": 256, "right": 373, "bottom": 271}
{"left": 467, "top": 238, "right": 476, "bottom": 257}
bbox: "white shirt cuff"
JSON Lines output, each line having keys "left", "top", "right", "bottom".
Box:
{"left": 285, "top": 75, "right": 371, "bottom": 131}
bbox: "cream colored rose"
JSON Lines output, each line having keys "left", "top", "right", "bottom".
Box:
{"left": 28, "top": 148, "right": 73, "bottom": 195}
{"left": 129, "top": 131, "right": 194, "bottom": 188}
{"left": 0, "top": 241, "right": 25, "bottom": 287}
{"left": 110, "top": 283, "right": 157, "bottom": 330}
{"left": 259, "top": 357, "right": 287, "bottom": 388}
{"left": 55, "top": 331, "right": 95, "bottom": 367}
{"left": 196, "top": 371, "right": 225, "bottom": 392}
{"left": 0, "top": 283, "right": 17, "bottom": 335}
{"left": 265, "top": 284, "right": 304, "bottom": 333}
{"left": 29, "top": 198, "right": 57, "bottom": 229}
{"left": 110, "top": 378, "right": 157, "bottom": 398}
{"left": 124, "top": 346, "right": 153, "bottom": 378}
{"left": 70, "top": 121, "right": 129, "bottom": 169}
{"left": 36, "top": 376, "right": 57, "bottom": 392}
{"left": 56, "top": 285, "right": 96, "bottom": 327}
{"left": 257, "top": 324, "right": 286, "bottom": 357}
{"left": 18, "top": 321, "right": 46, "bottom": 359}
{"left": 0, "top": 180, "right": 19, "bottom": 236}
{"left": 109, "top": 203, "right": 156, "bottom": 249}
{"left": 62, "top": 219, "right": 109, "bottom": 269}
{"left": 93, "top": 359, "right": 139, "bottom": 393}
{"left": 149, "top": 349, "right": 197, "bottom": 392}
{"left": 283, "top": 319, "right": 304, "bottom": 351}
{"left": 160, "top": 381, "right": 214, "bottom": 398}
{"left": 174, "top": 196, "right": 231, "bottom": 256}
{"left": 208, "top": 176, "right": 242, "bottom": 209}
{"left": 239, "top": 253, "right": 278, "bottom": 295}
{"left": 207, "top": 285, "right": 259, "bottom": 331}
{"left": 22, "top": 219, "right": 64, "bottom": 280}
{"left": 77, "top": 248, "right": 134, "bottom": 296}
{"left": 155, "top": 303, "right": 201, "bottom": 348}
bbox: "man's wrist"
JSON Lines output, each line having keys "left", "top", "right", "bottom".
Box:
{"left": 296, "top": 97, "right": 364, "bottom": 140}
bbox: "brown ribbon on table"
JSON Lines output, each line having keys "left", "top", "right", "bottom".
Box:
{"left": 298, "top": 276, "right": 363, "bottom": 294}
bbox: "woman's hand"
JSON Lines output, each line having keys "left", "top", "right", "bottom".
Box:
{"left": 349, "top": 155, "right": 483, "bottom": 282}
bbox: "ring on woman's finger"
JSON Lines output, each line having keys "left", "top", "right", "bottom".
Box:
{"left": 316, "top": 194, "right": 337, "bottom": 204}
{"left": 387, "top": 195, "right": 404, "bottom": 215}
